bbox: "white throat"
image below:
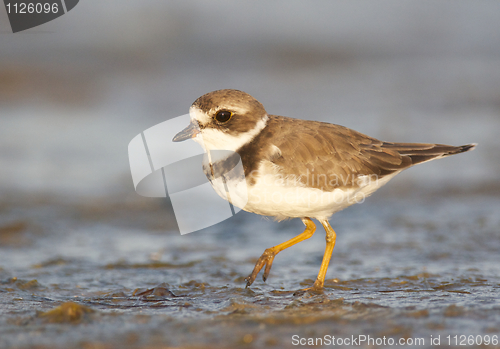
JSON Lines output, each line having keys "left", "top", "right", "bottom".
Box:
{"left": 190, "top": 108, "right": 269, "bottom": 153}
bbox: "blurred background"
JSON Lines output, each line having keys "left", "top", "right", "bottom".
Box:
{"left": 1, "top": 2, "right": 500, "bottom": 348}
{"left": 0, "top": 0, "right": 498, "bottom": 200}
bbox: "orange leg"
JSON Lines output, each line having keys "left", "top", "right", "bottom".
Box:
{"left": 245, "top": 217, "right": 316, "bottom": 287}
{"left": 311, "top": 220, "right": 337, "bottom": 289}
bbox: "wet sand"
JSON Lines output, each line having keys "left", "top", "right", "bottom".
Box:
{"left": 1, "top": 189, "right": 499, "bottom": 348}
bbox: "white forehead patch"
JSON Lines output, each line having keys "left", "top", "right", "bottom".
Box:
{"left": 189, "top": 106, "right": 211, "bottom": 125}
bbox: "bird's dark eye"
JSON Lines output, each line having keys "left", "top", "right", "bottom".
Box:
{"left": 215, "top": 110, "right": 232, "bottom": 123}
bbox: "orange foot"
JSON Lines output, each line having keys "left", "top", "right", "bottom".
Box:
{"left": 245, "top": 247, "right": 278, "bottom": 287}
{"left": 292, "top": 280, "right": 325, "bottom": 296}
{"left": 244, "top": 218, "right": 317, "bottom": 288}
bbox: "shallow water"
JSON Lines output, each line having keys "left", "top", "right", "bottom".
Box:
{"left": 0, "top": 190, "right": 499, "bottom": 348}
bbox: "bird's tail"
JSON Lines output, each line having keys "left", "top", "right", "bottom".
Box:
{"left": 382, "top": 142, "right": 476, "bottom": 166}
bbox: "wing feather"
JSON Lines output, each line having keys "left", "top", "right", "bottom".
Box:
{"left": 256, "top": 116, "right": 473, "bottom": 191}
{"left": 238, "top": 115, "right": 475, "bottom": 191}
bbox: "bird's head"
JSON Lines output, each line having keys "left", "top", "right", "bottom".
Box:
{"left": 173, "top": 89, "right": 268, "bottom": 153}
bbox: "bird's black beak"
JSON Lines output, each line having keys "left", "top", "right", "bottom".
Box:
{"left": 172, "top": 121, "right": 200, "bottom": 142}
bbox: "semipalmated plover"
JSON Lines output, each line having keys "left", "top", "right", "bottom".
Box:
{"left": 173, "top": 89, "right": 476, "bottom": 291}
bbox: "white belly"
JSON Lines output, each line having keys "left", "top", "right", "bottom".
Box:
{"left": 209, "top": 164, "right": 399, "bottom": 221}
